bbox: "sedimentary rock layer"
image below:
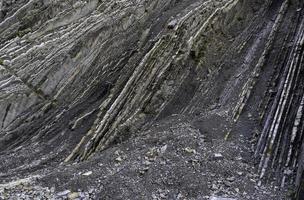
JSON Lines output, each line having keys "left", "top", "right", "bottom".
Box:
{"left": 0, "top": 0, "right": 303, "bottom": 199}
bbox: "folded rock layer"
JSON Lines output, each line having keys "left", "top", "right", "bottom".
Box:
{"left": 0, "top": 0, "right": 303, "bottom": 199}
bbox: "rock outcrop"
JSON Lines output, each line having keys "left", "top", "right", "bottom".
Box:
{"left": 0, "top": 0, "right": 303, "bottom": 199}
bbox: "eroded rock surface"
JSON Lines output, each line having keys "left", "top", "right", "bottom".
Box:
{"left": 0, "top": 0, "right": 303, "bottom": 199}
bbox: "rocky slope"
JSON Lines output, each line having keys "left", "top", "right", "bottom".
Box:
{"left": 0, "top": 0, "right": 303, "bottom": 199}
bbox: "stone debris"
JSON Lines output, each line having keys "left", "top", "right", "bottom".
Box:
{"left": 213, "top": 153, "right": 224, "bottom": 161}
{"left": 210, "top": 197, "right": 237, "bottom": 200}
{"left": 167, "top": 19, "right": 178, "bottom": 29}
{"left": 0, "top": 0, "right": 302, "bottom": 199}
{"left": 82, "top": 171, "right": 92, "bottom": 176}
{"left": 184, "top": 147, "right": 196, "bottom": 154}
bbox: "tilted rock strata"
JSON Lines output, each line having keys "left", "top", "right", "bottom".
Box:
{"left": 0, "top": 0, "right": 303, "bottom": 199}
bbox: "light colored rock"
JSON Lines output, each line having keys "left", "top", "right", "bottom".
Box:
{"left": 57, "top": 190, "right": 71, "bottom": 196}
{"left": 68, "top": 192, "right": 80, "bottom": 199}
{"left": 210, "top": 197, "right": 237, "bottom": 200}
{"left": 82, "top": 171, "right": 92, "bottom": 176}
{"left": 213, "top": 153, "right": 224, "bottom": 160}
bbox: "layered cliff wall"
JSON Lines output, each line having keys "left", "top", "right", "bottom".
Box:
{"left": 0, "top": 0, "right": 303, "bottom": 199}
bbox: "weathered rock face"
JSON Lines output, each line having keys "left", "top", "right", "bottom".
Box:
{"left": 0, "top": 0, "right": 303, "bottom": 199}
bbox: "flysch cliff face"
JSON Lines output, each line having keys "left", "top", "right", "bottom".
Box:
{"left": 0, "top": 0, "right": 303, "bottom": 199}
